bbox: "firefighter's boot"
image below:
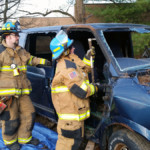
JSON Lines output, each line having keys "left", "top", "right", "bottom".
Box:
{"left": 26, "top": 138, "right": 39, "bottom": 146}
{"left": 7, "top": 142, "right": 20, "bottom": 150}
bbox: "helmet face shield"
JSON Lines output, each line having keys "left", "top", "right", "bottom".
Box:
{"left": 55, "top": 30, "right": 68, "bottom": 47}
{"left": 50, "top": 30, "right": 74, "bottom": 60}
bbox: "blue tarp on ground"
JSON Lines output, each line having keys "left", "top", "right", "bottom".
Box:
{"left": 0, "top": 122, "right": 58, "bottom": 150}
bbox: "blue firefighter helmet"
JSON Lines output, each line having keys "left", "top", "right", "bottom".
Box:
{"left": 50, "top": 30, "right": 73, "bottom": 60}
{"left": 1, "top": 20, "right": 21, "bottom": 34}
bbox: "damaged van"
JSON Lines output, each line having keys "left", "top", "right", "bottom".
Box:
{"left": 19, "top": 23, "right": 150, "bottom": 150}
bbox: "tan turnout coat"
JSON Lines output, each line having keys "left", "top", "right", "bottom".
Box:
{"left": 0, "top": 40, "right": 46, "bottom": 97}
{"left": 51, "top": 54, "right": 96, "bottom": 122}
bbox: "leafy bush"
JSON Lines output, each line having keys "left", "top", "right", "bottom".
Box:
{"left": 132, "top": 33, "right": 150, "bottom": 58}
{"left": 86, "top": 0, "right": 150, "bottom": 24}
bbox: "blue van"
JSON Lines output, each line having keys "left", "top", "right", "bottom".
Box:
{"left": 19, "top": 23, "right": 150, "bottom": 150}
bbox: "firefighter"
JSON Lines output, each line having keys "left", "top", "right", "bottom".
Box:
{"left": 50, "top": 30, "right": 103, "bottom": 150}
{"left": 0, "top": 21, "right": 51, "bottom": 150}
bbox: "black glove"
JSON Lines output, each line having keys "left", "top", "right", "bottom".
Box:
{"left": 45, "top": 60, "right": 52, "bottom": 66}
{"left": 85, "top": 46, "right": 95, "bottom": 59}
{"left": 95, "top": 82, "right": 112, "bottom": 93}
{"left": 95, "top": 82, "right": 112, "bottom": 100}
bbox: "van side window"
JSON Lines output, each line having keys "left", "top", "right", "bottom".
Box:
{"left": 104, "top": 32, "right": 133, "bottom": 58}
{"left": 36, "top": 36, "right": 51, "bottom": 55}
{"left": 25, "top": 33, "right": 56, "bottom": 61}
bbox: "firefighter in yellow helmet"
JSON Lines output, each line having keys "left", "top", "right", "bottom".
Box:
{"left": 0, "top": 21, "right": 51, "bottom": 150}
{"left": 50, "top": 30, "right": 103, "bottom": 150}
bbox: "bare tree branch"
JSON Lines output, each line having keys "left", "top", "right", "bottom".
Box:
{"left": 0, "top": 0, "right": 21, "bottom": 14}
{"left": 63, "top": 0, "right": 75, "bottom": 12}
{"left": 18, "top": 9, "right": 76, "bottom": 23}
{"left": 1, "top": 0, "right": 77, "bottom": 26}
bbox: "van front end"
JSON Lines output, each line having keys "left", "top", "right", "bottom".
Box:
{"left": 98, "top": 72, "right": 150, "bottom": 150}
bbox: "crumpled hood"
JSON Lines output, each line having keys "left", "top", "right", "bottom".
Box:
{"left": 113, "top": 76, "right": 150, "bottom": 129}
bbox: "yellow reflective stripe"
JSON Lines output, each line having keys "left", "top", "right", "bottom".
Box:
{"left": 52, "top": 81, "right": 89, "bottom": 94}
{"left": 52, "top": 86, "right": 69, "bottom": 93}
{"left": 4, "top": 138, "right": 17, "bottom": 145}
{"left": 54, "top": 47, "right": 60, "bottom": 52}
{"left": 57, "top": 110, "right": 90, "bottom": 121}
{"left": 0, "top": 66, "right": 27, "bottom": 71}
{"left": 83, "top": 57, "right": 91, "bottom": 66}
{"left": 0, "top": 88, "right": 22, "bottom": 95}
{"left": 28, "top": 56, "right": 34, "bottom": 65}
{"left": 0, "top": 88, "right": 31, "bottom": 95}
{"left": 85, "top": 80, "right": 90, "bottom": 84}
{"left": 22, "top": 89, "right": 32, "bottom": 94}
{"left": 83, "top": 57, "right": 94, "bottom": 66}
{"left": 80, "top": 81, "right": 88, "bottom": 91}
{"left": 40, "top": 58, "right": 46, "bottom": 64}
{"left": 0, "top": 66, "right": 12, "bottom": 71}
{"left": 18, "top": 136, "right": 32, "bottom": 144}
{"left": 89, "top": 84, "right": 95, "bottom": 96}
{"left": 2, "top": 27, "right": 10, "bottom": 30}
{"left": 18, "top": 66, "right": 27, "bottom": 71}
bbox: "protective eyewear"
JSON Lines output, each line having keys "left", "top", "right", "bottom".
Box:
{"left": 10, "top": 33, "right": 20, "bottom": 37}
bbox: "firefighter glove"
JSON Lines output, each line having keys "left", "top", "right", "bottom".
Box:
{"left": 85, "top": 46, "right": 95, "bottom": 59}
{"left": 95, "top": 82, "right": 112, "bottom": 93}
{"left": 45, "top": 60, "right": 52, "bottom": 66}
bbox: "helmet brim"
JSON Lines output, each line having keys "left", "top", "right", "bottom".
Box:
{"left": 0, "top": 30, "right": 21, "bottom": 35}
{"left": 68, "top": 39, "right": 74, "bottom": 48}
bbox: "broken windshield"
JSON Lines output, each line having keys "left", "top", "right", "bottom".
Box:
{"left": 100, "top": 27, "right": 150, "bottom": 73}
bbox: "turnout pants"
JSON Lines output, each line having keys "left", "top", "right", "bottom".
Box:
{"left": 56, "top": 119, "right": 84, "bottom": 150}
{"left": 0, "top": 95, "right": 36, "bottom": 146}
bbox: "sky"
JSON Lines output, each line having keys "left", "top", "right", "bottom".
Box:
{"left": 21, "top": 0, "right": 74, "bottom": 17}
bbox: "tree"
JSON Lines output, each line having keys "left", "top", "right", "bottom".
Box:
{"left": 0, "top": 0, "right": 23, "bottom": 24}
{"left": 19, "top": 0, "right": 85, "bottom": 24}
{"left": 75, "top": 0, "right": 85, "bottom": 23}
{"left": 0, "top": 0, "right": 87, "bottom": 27}
{"left": 0, "top": 0, "right": 76, "bottom": 26}
{"left": 19, "top": 0, "right": 88, "bottom": 24}
{"left": 86, "top": 0, "right": 150, "bottom": 25}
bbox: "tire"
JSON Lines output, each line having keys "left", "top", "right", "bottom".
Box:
{"left": 108, "top": 129, "right": 150, "bottom": 150}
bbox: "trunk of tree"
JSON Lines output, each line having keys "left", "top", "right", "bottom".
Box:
{"left": 0, "top": 0, "right": 22, "bottom": 24}
{"left": 75, "top": 0, "right": 85, "bottom": 24}
{"left": 3, "top": 0, "right": 8, "bottom": 23}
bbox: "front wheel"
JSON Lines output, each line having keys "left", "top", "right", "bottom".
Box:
{"left": 108, "top": 129, "right": 150, "bottom": 150}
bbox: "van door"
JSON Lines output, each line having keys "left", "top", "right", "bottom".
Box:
{"left": 23, "top": 31, "right": 58, "bottom": 121}
{"left": 66, "top": 27, "right": 107, "bottom": 137}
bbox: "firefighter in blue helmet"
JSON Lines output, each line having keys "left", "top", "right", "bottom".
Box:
{"left": 1, "top": 21, "right": 21, "bottom": 32}
{"left": 50, "top": 30, "right": 74, "bottom": 60}
{"left": 50, "top": 30, "right": 103, "bottom": 150}
{"left": 0, "top": 21, "right": 51, "bottom": 150}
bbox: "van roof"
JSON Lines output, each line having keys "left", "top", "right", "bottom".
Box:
{"left": 21, "top": 23, "right": 150, "bottom": 33}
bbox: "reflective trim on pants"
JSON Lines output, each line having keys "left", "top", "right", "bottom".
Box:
{"left": 4, "top": 138, "right": 17, "bottom": 145}
{"left": 18, "top": 136, "right": 32, "bottom": 144}
{"left": 57, "top": 110, "right": 90, "bottom": 121}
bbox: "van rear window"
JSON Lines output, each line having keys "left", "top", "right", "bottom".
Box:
{"left": 36, "top": 36, "right": 51, "bottom": 54}
{"left": 26, "top": 33, "right": 56, "bottom": 60}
